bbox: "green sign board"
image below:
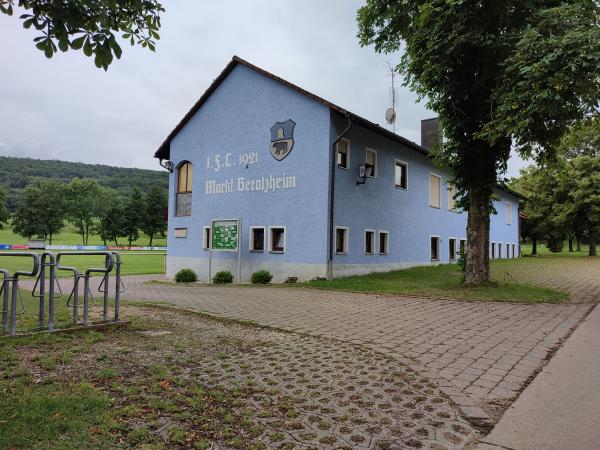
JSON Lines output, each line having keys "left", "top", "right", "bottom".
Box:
{"left": 211, "top": 220, "right": 238, "bottom": 251}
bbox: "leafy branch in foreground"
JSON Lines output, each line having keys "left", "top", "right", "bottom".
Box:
{"left": 0, "top": 0, "right": 164, "bottom": 70}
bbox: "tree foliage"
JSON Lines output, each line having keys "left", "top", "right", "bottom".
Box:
{"left": 123, "top": 187, "right": 143, "bottom": 246}
{"left": 0, "top": 186, "right": 9, "bottom": 229}
{"left": 66, "top": 178, "right": 101, "bottom": 245}
{"left": 12, "top": 180, "right": 65, "bottom": 244}
{"left": 141, "top": 185, "right": 167, "bottom": 246}
{"left": 357, "top": 0, "right": 600, "bottom": 283}
{"left": 95, "top": 187, "right": 126, "bottom": 246}
{"left": 0, "top": 0, "right": 165, "bottom": 70}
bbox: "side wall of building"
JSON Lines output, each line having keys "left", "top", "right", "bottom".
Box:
{"left": 330, "top": 113, "right": 520, "bottom": 277}
{"left": 166, "top": 64, "right": 331, "bottom": 282}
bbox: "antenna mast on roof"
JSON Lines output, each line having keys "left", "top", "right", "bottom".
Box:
{"left": 385, "top": 61, "right": 397, "bottom": 133}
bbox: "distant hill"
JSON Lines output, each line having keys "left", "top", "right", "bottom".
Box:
{"left": 0, "top": 156, "right": 168, "bottom": 211}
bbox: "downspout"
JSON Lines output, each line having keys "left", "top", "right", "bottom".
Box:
{"left": 327, "top": 113, "right": 352, "bottom": 280}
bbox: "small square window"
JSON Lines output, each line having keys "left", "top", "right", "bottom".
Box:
{"left": 336, "top": 227, "right": 348, "bottom": 254}
{"left": 250, "top": 227, "right": 265, "bottom": 252}
{"left": 449, "top": 238, "right": 456, "bottom": 260}
{"left": 395, "top": 161, "right": 407, "bottom": 189}
{"left": 269, "top": 227, "right": 285, "bottom": 253}
{"left": 337, "top": 139, "right": 349, "bottom": 169}
{"left": 430, "top": 236, "right": 440, "bottom": 261}
{"left": 379, "top": 231, "right": 389, "bottom": 255}
{"left": 366, "top": 148, "right": 377, "bottom": 177}
{"left": 365, "top": 230, "right": 375, "bottom": 255}
{"left": 203, "top": 226, "right": 210, "bottom": 249}
{"left": 174, "top": 227, "right": 187, "bottom": 238}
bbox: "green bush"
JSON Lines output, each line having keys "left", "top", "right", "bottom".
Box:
{"left": 213, "top": 270, "right": 233, "bottom": 284}
{"left": 175, "top": 268, "right": 197, "bottom": 283}
{"left": 251, "top": 268, "right": 273, "bottom": 284}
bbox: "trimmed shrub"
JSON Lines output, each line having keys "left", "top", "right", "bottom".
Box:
{"left": 175, "top": 268, "right": 198, "bottom": 283}
{"left": 457, "top": 249, "right": 467, "bottom": 273}
{"left": 213, "top": 270, "right": 233, "bottom": 284}
{"left": 251, "top": 269, "right": 273, "bottom": 284}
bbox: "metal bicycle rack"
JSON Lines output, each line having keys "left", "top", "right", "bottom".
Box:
{"left": 0, "top": 251, "right": 125, "bottom": 336}
{"left": 0, "top": 252, "right": 40, "bottom": 335}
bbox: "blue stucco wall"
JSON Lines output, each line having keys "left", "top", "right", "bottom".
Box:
{"left": 167, "top": 64, "right": 331, "bottom": 281}
{"left": 330, "top": 113, "right": 520, "bottom": 270}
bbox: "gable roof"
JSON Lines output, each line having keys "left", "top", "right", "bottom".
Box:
{"left": 154, "top": 55, "right": 428, "bottom": 161}
{"left": 154, "top": 55, "right": 525, "bottom": 201}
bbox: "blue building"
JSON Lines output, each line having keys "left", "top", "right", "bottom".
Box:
{"left": 154, "top": 56, "right": 521, "bottom": 282}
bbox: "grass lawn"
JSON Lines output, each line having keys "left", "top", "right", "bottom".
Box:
{"left": 302, "top": 259, "right": 569, "bottom": 303}
{"left": 0, "top": 222, "right": 166, "bottom": 247}
{"left": 0, "top": 251, "right": 165, "bottom": 277}
{"left": 520, "top": 242, "right": 590, "bottom": 257}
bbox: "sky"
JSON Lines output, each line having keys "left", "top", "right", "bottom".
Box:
{"left": 0, "top": 0, "right": 529, "bottom": 176}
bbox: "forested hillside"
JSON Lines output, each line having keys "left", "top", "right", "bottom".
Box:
{"left": 0, "top": 156, "right": 168, "bottom": 210}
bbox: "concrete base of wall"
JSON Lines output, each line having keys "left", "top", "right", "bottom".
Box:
{"left": 166, "top": 256, "right": 327, "bottom": 283}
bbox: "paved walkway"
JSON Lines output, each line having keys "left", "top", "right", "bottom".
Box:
{"left": 475, "top": 303, "right": 600, "bottom": 450}
{"left": 39, "top": 273, "right": 594, "bottom": 425}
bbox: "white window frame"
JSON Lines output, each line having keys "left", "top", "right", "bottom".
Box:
{"left": 430, "top": 235, "right": 440, "bottom": 261}
{"left": 202, "top": 226, "right": 210, "bottom": 249}
{"left": 459, "top": 238, "right": 467, "bottom": 257}
{"left": 379, "top": 230, "right": 389, "bottom": 255}
{"left": 394, "top": 159, "right": 408, "bottom": 190}
{"left": 505, "top": 202, "right": 513, "bottom": 225}
{"left": 498, "top": 242, "right": 503, "bottom": 258}
{"left": 364, "top": 229, "right": 375, "bottom": 255}
{"left": 336, "top": 138, "right": 350, "bottom": 170}
{"left": 335, "top": 226, "right": 349, "bottom": 254}
{"left": 268, "top": 226, "right": 286, "bottom": 253}
{"left": 366, "top": 147, "right": 377, "bottom": 178}
{"left": 512, "top": 243, "right": 516, "bottom": 259}
{"left": 429, "top": 173, "right": 441, "bottom": 209}
{"left": 448, "top": 237, "right": 457, "bottom": 261}
{"left": 249, "top": 226, "right": 265, "bottom": 252}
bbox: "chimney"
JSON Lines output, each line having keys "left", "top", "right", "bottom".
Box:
{"left": 421, "top": 117, "right": 443, "bottom": 150}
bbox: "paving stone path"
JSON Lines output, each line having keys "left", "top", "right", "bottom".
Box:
{"left": 36, "top": 255, "right": 599, "bottom": 428}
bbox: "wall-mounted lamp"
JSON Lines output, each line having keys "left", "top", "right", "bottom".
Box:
{"left": 159, "top": 159, "right": 174, "bottom": 173}
{"left": 356, "top": 163, "right": 374, "bottom": 185}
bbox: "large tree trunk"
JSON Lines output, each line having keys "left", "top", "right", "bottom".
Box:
{"left": 568, "top": 239, "right": 574, "bottom": 252}
{"left": 465, "top": 187, "right": 491, "bottom": 285}
{"left": 590, "top": 228, "right": 597, "bottom": 257}
{"left": 576, "top": 236, "right": 582, "bottom": 251}
{"left": 532, "top": 237, "right": 538, "bottom": 255}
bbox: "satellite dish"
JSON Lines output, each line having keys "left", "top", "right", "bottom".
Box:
{"left": 385, "top": 107, "right": 396, "bottom": 124}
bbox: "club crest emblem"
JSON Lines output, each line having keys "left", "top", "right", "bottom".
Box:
{"left": 269, "top": 119, "right": 295, "bottom": 161}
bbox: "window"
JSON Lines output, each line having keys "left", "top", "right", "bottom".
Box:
{"left": 512, "top": 243, "right": 516, "bottom": 258}
{"left": 448, "top": 186, "right": 457, "bottom": 211}
{"left": 366, "top": 148, "right": 377, "bottom": 177}
{"left": 506, "top": 243, "right": 510, "bottom": 259}
{"left": 449, "top": 238, "right": 457, "bottom": 261}
{"left": 505, "top": 202, "right": 512, "bottom": 224}
{"left": 269, "top": 227, "right": 285, "bottom": 253}
{"left": 395, "top": 161, "right": 407, "bottom": 189}
{"left": 250, "top": 227, "right": 265, "bottom": 252}
{"left": 491, "top": 242, "right": 496, "bottom": 259}
{"left": 176, "top": 162, "right": 192, "bottom": 216}
{"left": 337, "top": 139, "right": 350, "bottom": 169}
{"left": 429, "top": 174, "right": 441, "bottom": 208}
{"left": 459, "top": 239, "right": 466, "bottom": 257}
{"left": 203, "top": 226, "right": 210, "bottom": 249}
{"left": 498, "top": 243, "right": 503, "bottom": 258}
{"left": 335, "top": 227, "right": 348, "bottom": 254}
{"left": 365, "top": 230, "right": 375, "bottom": 255}
{"left": 430, "top": 236, "right": 440, "bottom": 261}
{"left": 379, "top": 231, "right": 389, "bottom": 255}
{"left": 174, "top": 227, "right": 187, "bottom": 238}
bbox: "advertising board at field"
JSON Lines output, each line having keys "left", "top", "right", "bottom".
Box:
{"left": 0, "top": 244, "right": 166, "bottom": 251}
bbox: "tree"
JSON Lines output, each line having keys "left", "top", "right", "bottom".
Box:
{"left": 66, "top": 178, "right": 101, "bottom": 246}
{"left": 123, "top": 187, "right": 143, "bottom": 246}
{"left": 357, "top": 1, "right": 600, "bottom": 284}
{"left": 96, "top": 188, "right": 126, "bottom": 246}
{"left": 0, "top": 186, "right": 9, "bottom": 229}
{"left": 12, "top": 180, "right": 64, "bottom": 243}
{"left": 0, "top": 0, "right": 164, "bottom": 70}
{"left": 141, "top": 185, "right": 167, "bottom": 246}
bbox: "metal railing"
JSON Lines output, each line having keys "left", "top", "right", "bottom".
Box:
{"left": 0, "top": 251, "right": 124, "bottom": 336}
